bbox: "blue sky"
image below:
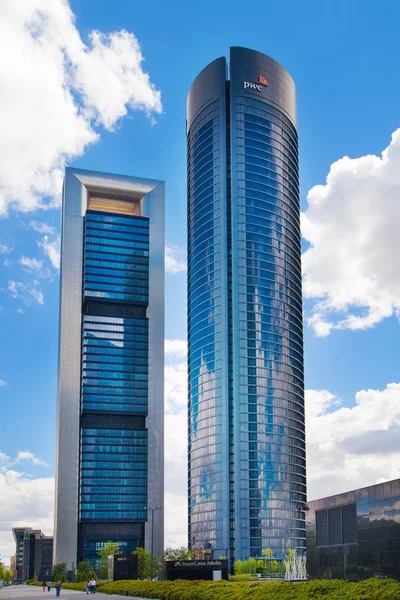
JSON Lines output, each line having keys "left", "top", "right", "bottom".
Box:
{"left": 1, "top": 0, "right": 400, "bottom": 562}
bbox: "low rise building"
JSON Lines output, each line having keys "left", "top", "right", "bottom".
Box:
{"left": 12, "top": 528, "right": 53, "bottom": 581}
{"left": 306, "top": 478, "right": 400, "bottom": 580}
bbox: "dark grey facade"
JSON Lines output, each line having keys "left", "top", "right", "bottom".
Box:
{"left": 306, "top": 478, "right": 400, "bottom": 580}
{"left": 54, "top": 169, "right": 164, "bottom": 571}
{"left": 187, "top": 47, "right": 305, "bottom": 563}
{"left": 12, "top": 528, "right": 53, "bottom": 581}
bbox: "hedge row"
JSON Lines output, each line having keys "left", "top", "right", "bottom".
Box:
{"left": 229, "top": 575, "right": 257, "bottom": 582}
{"left": 27, "top": 581, "right": 107, "bottom": 590}
{"left": 96, "top": 578, "right": 400, "bottom": 600}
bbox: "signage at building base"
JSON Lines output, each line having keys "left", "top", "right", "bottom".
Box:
{"left": 173, "top": 560, "right": 223, "bottom": 567}
{"left": 166, "top": 559, "right": 229, "bottom": 581}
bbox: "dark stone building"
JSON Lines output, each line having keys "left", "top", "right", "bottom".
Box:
{"left": 306, "top": 478, "right": 400, "bottom": 580}
{"left": 12, "top": 528, "right": 53, "bottom": 581}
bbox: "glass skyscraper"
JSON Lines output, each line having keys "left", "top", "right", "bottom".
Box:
{"left": 187, "top": 47, "right": 306, "bottom": 562}
{"left": 54, "top": 168, "right": 164, "bottom": 570}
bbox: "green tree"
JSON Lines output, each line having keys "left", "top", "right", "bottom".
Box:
{"left": 261, "top": 548, "right": 280, "bottom": 577}
{"left": 161, "top": 547, "right": 192, "bottom": 562}
{"left": 256, "top": 560, "right": 264, "bottom": 575}
{"left": 133, "top": 547, "right": 158, "bottom": 579}
{"left": 261, "top": 548, "right": 272, "bottom": 559}
{"left": 52, "top": 563, "right": 67, "bottom": 582}
{"left": 0, "top": 562, "right": 4, "bottom": 580}
{"left": 77, "top": 561, "right": 92, "bottom": 574}
{"left": 97, "top": 542, "right": 121, "bottom": 578}
{"left": 244, "top": 557, "right": 257, "bottom": 574}
{"left": 160, "top": 547, "right": 192, "bottom": 570}
{"left": 75, "top": 561, "right": 96, "bottom": 583}
{"left": 4, "top": 571, "right": 13, "bottom": 583}
{"left": 233, "top": 560, "right": 243, "bottom": 575}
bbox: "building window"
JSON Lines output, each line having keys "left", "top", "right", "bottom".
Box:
{"left": 316, "top": 503, "right": 357, "bottom": 547}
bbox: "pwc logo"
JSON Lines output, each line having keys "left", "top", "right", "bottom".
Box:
{"left": 243, "top": 75, "right": 268, "bottom": 91}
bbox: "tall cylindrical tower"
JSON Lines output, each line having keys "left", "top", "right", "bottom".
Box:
{"left": 187, "top": 47, "right": 305, "bottom": 562}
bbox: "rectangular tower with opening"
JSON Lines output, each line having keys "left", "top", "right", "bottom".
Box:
{"left": 54, "top": 168, "right": 164, "bottom": 571}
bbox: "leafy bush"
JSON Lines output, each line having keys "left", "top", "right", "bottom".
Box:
{"left": 96, "top": 578, "right": 400, "bottom": 600}
{"left": 62, "top": 581, "right": 108, "bottom": 591}
{"left": 27, "top": 580, "right": 108, "bottom": 590}
{"left": 229, "top": 575, "right": 257, "bottom": 582}
{"left": 75, "top": 570, "right": 97, "bottom": 583}
{"left": 29, "top": 578, "right": 400, "bottom": 599}
{"left": 52, "top": 563, "right": 67, "bottom": 582}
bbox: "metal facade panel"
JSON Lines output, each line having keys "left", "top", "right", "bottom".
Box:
{"left": 54, "top": 170, "right": 84, "bottom": 568}
{"left": 142, "top": 182, "right": 165, "bottom": 561}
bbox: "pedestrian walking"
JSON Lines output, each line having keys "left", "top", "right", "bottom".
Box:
{"left": 89, "top": 578, "right": 96, "bottom": 594}
{"left": 85, "top": 581, "right": 90, "bottom": 594}
{"left": 55, "top": 581, "right": 62, "bottom": 597}
{"left": 42, "top": 581, "right": 46, "bottom": 592}
{"left": 47, "top": 581, "right": 52, "bottom": 592}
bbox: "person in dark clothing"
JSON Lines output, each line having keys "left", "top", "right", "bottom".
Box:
{"left": 47, "top": 581, "right": 51, "bottom": 592}
{"left": 55, "top": 581, "right": 62, "bottom": 597}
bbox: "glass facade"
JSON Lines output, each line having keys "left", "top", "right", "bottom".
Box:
{"left": 307, "top": 478, "right": 400, "bottom": 580}
{"left": 79, "top": 210, "right": 150, "bottom": 565}
{"left": 84, "top": 211, "right": 149, "bottom": 304}
{"left": 187, "top": 47, "right": 305, "bottom": 563}
{"left": 81, "top": 314, "right": 148, "bottom": 415}
{"left": 188, "top": 103, "right": 226, "bottom": 552}
{"left": 80, "top": 428, "right": 148, "bottom": 521}
{"left": 233, "top": 97, "right": 305, "bottom": 559}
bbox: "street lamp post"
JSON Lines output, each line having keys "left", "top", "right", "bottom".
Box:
{"left": 144, "top": 506, "right": 161, "bottom": 580}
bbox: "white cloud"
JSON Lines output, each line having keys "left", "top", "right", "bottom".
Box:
{"left": 29, "top": 221, "right": 56, "bottom": 236}
{"left": 165, "top": 244, "right": 187, "bottom": 274}
{"left": 18, "top": 255, "right": 54, "bottom": 281}
{"left": 0, "top": 450, "right": 49, "bottom": 473}
{"left": 302, "top": 129, "right": 400, "bottom": 336}
{"left": 18, "top": 256, "right": 44, "bottom": 272}
{"left": 164, "top": 340, "right": 188, "bottom": 547}
{"left": 29, "top": 289, "right": 45, "bottom": 305}
{"left": 15, "top": 450, "right": 49, "bottom": 468}
{"left": 4, "top": 259, "right": 12, "bottom": 267}
{"left": 16, "top": 308, "right": 24, "bottom": 314}
{"left": 306, "top": 383, "right": 400, "bottom": 500}
{"left": 0, "top": 242, "right": 12, "bottom": 254}
{"left": 0, "top": 380, "right": 8, "bottom": 387}
{"left": 8, "top": 280, "right": 45, "bottom": 305}
{"left": 0, "top": 469, "right": 54, "bottom": 563}
{"left": 165, "top": 339, "right": 187, "bottom": 361}
{"left": 0, "top": 0, "right": 162, "bottom": 217}
{"left": 0, "top": 452, "right": 11, "bottom": 464}
{"left": 37, "top": 235, "right": 61, "bottom": 270}
{"left": 165, "top": 362, "right": 187, "bottom": 414}
{"left": 165, "top": 491, "right": 188, "bottom": 549}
